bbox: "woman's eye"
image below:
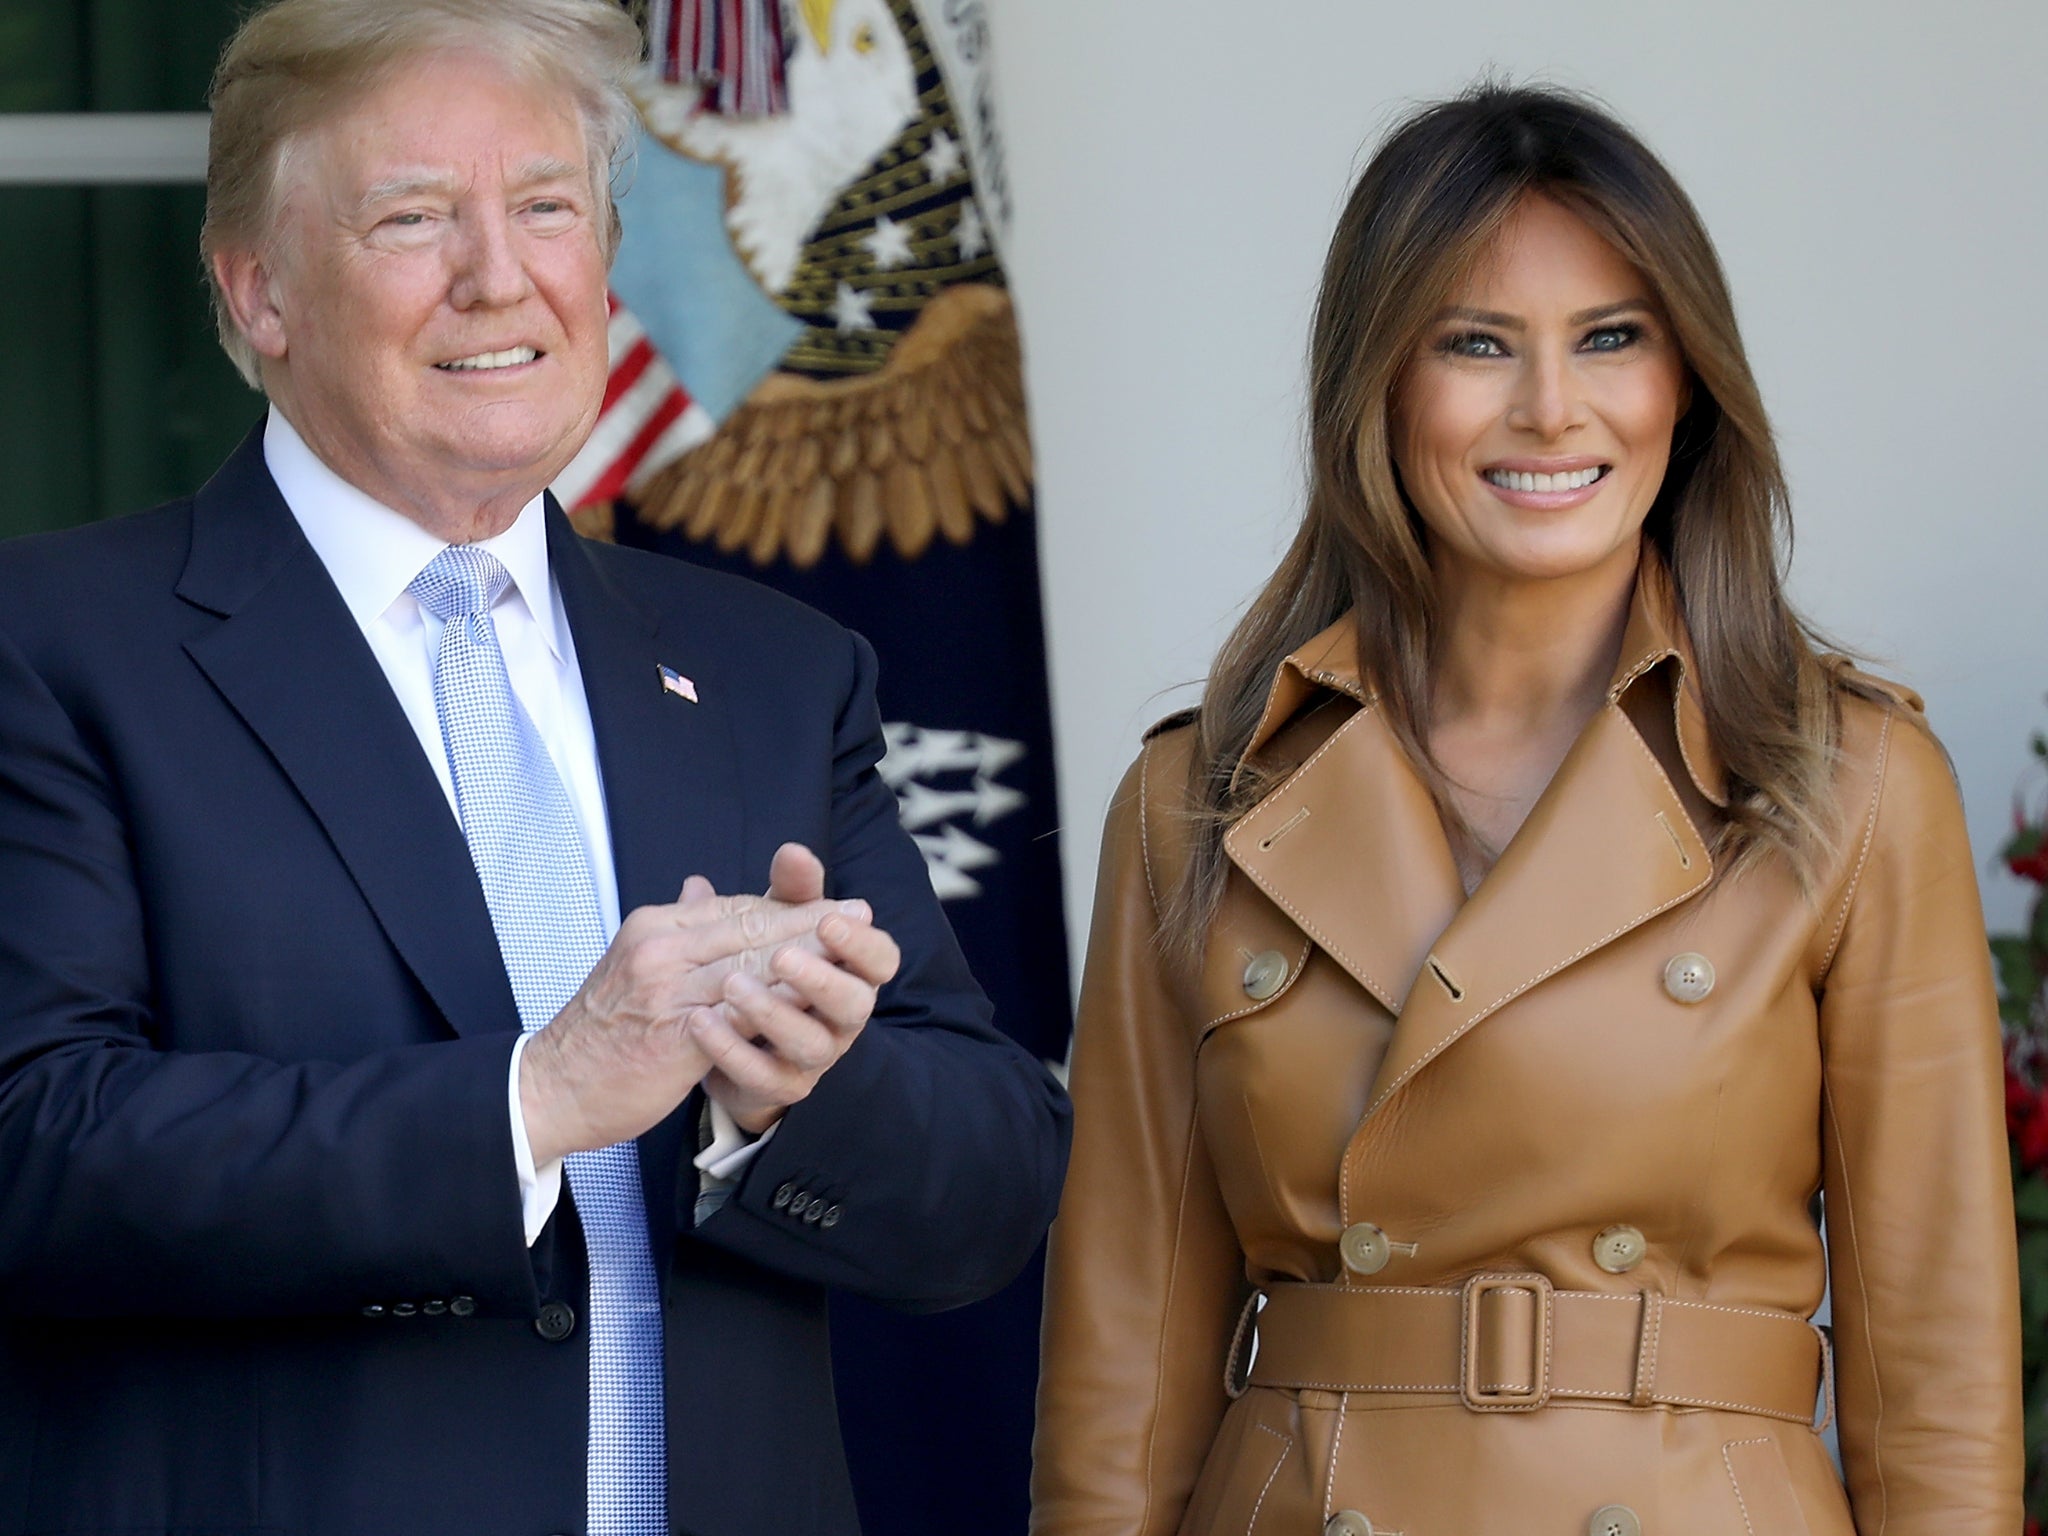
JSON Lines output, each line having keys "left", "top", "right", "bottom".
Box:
{"left": 1582, "top": 323, "right": 1643, "bottom": 352}
{"left": 1440, "top": 331, "right": 1506, "bottom": 359}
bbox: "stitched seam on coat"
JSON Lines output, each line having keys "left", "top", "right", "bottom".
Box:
{"left": 1321, "top": 1393, "right": 1348, "bottom": 1522}
{"left": 1823, "top": 1079, "right": 1887, "bottom": 1535}
{"left": 1246, "top": 1425, "right": 1292, "bottom": 1534}
{"left": 1139, "top": 1105, "right": 1211, "bottom": 1536}
{"left": 1137, "top": 735, "right": 1162, "bottom": 920}
{"left": 1633, "top": 1294, "right": 1663, "bottom": 1406}
{"left": 1722, "top": 1437, "right": 1774, "bottom": 1536}
{"left": 1817, "top": 706, "right": 1894, "bottom": 982}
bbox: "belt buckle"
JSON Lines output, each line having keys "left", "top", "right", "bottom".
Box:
{"left": 1460, "top": 1272, "right": 1553, "bottom": 1412}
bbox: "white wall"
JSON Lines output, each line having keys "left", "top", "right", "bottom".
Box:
{"left": 985, "top": 0, "right": 2048, "bottom": 967}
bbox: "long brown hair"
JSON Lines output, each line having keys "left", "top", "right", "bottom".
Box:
{"left": 1167, "top": 82, "right": 1853, "bottom": 961}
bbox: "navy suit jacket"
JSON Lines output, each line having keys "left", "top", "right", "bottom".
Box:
{"left": 0, "top": 432, "right": 1070, "bottom": 1536}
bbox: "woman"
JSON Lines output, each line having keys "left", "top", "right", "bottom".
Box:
{"left": 1032, "top": 85, "right": 2020, "bottom": 1536}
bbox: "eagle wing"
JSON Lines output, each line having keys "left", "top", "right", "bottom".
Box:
{"left": 630, "top": 283, "right": 1033, "bottom": 567}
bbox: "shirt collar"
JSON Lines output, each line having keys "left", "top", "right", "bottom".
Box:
{"left": 263, "top": 408, "right": 564, "bottom": 662}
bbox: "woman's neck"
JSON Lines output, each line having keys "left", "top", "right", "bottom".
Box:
{"left": 1428, "top": 541, "right": 1641, "bottom": 739}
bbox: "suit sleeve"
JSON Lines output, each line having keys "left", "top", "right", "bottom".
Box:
{"left": 1817, "top": 706, "right": 2024, "bottom": 1532}
{"left": 688, "top": 628, "right": 1071, "bottom": 1310}
{"left": 0, "top": 621, "right": 538, "bottom": 1319}
{"left": 1030, "top": 743, "right": 1247, "bottom": 1536}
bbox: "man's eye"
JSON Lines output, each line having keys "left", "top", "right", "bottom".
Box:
{"left": 1439, "top": 331, "right": 1505, "bottom": 358}
{"left": 384, "top": 212, "right": 428, "bottom": 228}
{"left": 529, "top": 200, "right": 566, "bottom": 215}
{"left": 1583, "top": 323, "right": 1643, "bottom": 352}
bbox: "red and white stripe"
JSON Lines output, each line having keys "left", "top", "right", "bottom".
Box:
{"left": 646, "top": 0, "right": 789, "bottom": 117}
{"left": 553, "top": 295, "right": 717, "bottom": 513}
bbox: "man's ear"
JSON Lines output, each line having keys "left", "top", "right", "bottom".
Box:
{"left": 212, "top": 245, "right": 291, "bottom": 362}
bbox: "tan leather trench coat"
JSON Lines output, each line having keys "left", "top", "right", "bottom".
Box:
{"left": 1033, "top": 566, "right": 2021, "bottom": 1536}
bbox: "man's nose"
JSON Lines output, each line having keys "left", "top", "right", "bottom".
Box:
{"left": 449, "top": 209, "right": 534, "bottom": 310}
{"left": 1505, "top": 347, "right": 1585, "bottom": 440}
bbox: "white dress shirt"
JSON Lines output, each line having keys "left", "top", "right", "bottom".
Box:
{"left": 264, "top": 411, "right": 762, "bottom": 1246}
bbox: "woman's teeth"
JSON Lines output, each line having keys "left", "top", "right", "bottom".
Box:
{"left": 437, "top": 347, "right": 540, "bottom": 372}
{"left": 1485, "top": 466, "right": 1607, "bottom": 493}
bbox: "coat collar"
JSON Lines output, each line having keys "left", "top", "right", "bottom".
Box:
{"left": 1235, "top": 550, "right": 1726, "bottom": 808}
{"left": 1222, "top": 550, "right": 1721, "bottom": 1122}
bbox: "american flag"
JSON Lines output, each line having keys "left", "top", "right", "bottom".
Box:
{"left": 551, "top": 294, "right": 716, "bottom": 514}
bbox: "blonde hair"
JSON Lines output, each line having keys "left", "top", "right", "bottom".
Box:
{"left": 1168, "top": 82, "right": 1863, "bottom": 964}
{"left": 201, "top": 0, "right": 644, "bottom": 388}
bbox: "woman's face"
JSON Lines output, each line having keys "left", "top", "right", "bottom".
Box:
{"left": 1390, "top": 193, "right": 1689, "bottom": 593}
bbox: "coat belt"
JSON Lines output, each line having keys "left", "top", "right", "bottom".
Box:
{"left": 1241, "top": 1275, "right": 1832, "bottom": 1427}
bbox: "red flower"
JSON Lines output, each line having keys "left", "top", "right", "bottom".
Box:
{"left": 2022, "top": 1090, "right": 2048, "bottom": 1172}
{"left": 2011, "top": 1070, "right": 2037, "bottom": 1137}
{"left": 2025, "top": 1519, "right": 2040, "bottom": 1536}
{"left": 2012, "top": 844, "right": 2048, "bottom": 884}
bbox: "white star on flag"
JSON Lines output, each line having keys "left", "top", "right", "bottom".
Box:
{"left": 954, "top": 200, "right": 989, "bottom": 261}
{"left": 861, "top": 215, "right": 916, "bottom": 271}
{"left": 922, "top": 129, "right": 965, "bottom": 185}
{"left": 833, "top": 281, "right": 878, "bottom": 334}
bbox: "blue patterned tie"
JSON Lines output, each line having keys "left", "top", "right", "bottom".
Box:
{"left": 410, "top": 546, "right": 666, "bottom": 1536}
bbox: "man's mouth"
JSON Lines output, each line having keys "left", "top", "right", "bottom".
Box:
{"left": 434, "top": 347, "right": 541, "bottom": 372}
{"left": 1482, "top": 465, "right": 1610, "bottom": 494}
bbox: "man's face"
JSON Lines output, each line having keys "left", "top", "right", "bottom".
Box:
{"left": 249, "top": 49, "right": 611, "bottom": 536}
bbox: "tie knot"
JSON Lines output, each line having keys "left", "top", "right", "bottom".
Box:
{"left": 410, "top": 545, "right": 513, "bottom": 621}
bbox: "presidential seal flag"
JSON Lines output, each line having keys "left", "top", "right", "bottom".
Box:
{"left": 554, "top": 4, "right": 1069, "bottom": 1532}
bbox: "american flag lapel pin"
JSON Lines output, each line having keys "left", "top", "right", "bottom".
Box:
{"left": 658, "top": 664, "right": 699, "bottom": 704}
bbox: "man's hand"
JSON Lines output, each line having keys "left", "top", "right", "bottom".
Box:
{"left": 688, "top": 844, "right": 902, "bottom": 1136}
{"left": 518, "top": 872, "right": 861, "bottom": 1166}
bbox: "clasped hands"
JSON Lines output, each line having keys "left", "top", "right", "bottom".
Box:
{"left": 519, "top": 843, "right": 900, "bottom": 1167}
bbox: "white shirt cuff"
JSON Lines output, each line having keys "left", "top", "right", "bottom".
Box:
{"left": 508, "top": 1033, "right": 563, "bottom": 1248}
{"left": 695, "top": 1098, "right": 777, "bottom": 1183}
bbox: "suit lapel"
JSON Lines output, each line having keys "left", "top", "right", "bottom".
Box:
{"left": 176, "top": 434, "right": 519, "bottom": 1041}
{"left": 1362, "top": 698, "right": 1712, "bottom": 1119}
{"left": 547, "top": 510, "right": 745, "bottom": 912}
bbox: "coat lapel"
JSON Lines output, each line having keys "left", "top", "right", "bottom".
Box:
{"left": 1222, "top": 557, "right": 1724, "bottom": 1126}
{"left": 1361, "top": 697, "right": 1712, "bottom": 1117}
{"left": 176, "top": 434, "right": 520, "bottom": 1041}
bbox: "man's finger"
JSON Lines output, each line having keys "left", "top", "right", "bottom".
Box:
{"left": 817, "top": 913, "right": 901, "bottom": 990}
{"left": 766, "top": 842, "right": 826, "bottom": 905}
{"left": 721, "top": 971, "right": 851, "bottom": 1069}
{"left": 688, "top": 1005, "right": 812, "bottom": 1097}
{"left": 767, "top": 943, "right": 880, "bottom": 1035}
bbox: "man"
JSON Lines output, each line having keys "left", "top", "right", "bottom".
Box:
{"left": 0, "top": 2, "right": 1069, "bottom": 1533}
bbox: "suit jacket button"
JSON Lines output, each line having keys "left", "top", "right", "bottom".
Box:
{"left": 789, "top": 1190, "right": 812, "bottom": 1217}
{"left": 449, "top": 1296, "right": 477, "bottom": 1318}
{"left": 534, "top": 1301, "right": 577, "bottom": 1342}
{"left": 803, "top": 1200, "right": 826, "bottom": 1224}
{"left": 1339, "top": 1223, "right": 1391, "bottom": 1275}
{"left": 821, "top": 1204, "right": 842, "bottom": 1228}
{"left": 773, "top": 1182, "right": 797, "bottom": 1210}
{"left": 390, "top": 1302, "right": 418, "bottom": 1318}
{"left": 1242, "top": 950, "right": 1289, "bottom": 1001}
{"left": 360, "top": 1304, "right": 387, "bottom": 1319}
{"left": 422, "top": 1299, "right": 448, "bottom": 1316}
{"left": 1588, "top": 1506, "right": 1641, "bottom": 1536}
{"left": 1662, "top": 952, "right": 1715, "bottom": 1004}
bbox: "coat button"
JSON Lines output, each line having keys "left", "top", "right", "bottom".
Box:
{"left": 1326, "top": 1512, "right": 1375, "bottom": 1536}
{"left": 390, "top": 1302, "right": 418, "bottom": 1318}
{"left": 773, "top": 1182, "right": 797, "bottom": 1209}
{"left": 360, "top": 1304, "right": 387, "bottom": 1319}
{"left": 1339, "top": 1222, "right": 1391, "bottom": 1275}
{"left": 534, "top": 1301, "right": 577, "bottom": 1342}
{"left": 1588, "top": 1505, "right": 1641, "bottom": 1536}
{"left": 821, "top": 1204, "right": 842, "bottom": 1228}
{"left": 449, "top": 1295, "right": 477, "bottom": 1318}
{"left": 421, "top": 1299, "right": 448, "bottom": 1316}
{"left": 1592, "top": 1224, "right": 1647, "bottom": 1274}
{"left": 1662, "top": 952, "right": 1715, "bottom": 1004}
{"left": 1242, "top": 950, "right": 1289, "bottom": 1001}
